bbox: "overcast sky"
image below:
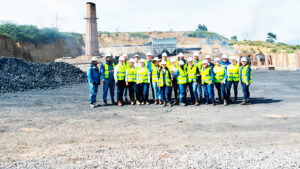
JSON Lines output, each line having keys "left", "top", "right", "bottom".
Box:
{"left": 0, "top": 0, "right": 299, "bottom": 44}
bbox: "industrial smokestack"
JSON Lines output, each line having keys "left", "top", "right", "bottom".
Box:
{"left": 85, "top": 2, "right": 99, "bottom": 56}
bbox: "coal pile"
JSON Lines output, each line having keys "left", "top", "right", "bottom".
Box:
{"left": 0, "top": 57, "right": 87, "bottom": 93}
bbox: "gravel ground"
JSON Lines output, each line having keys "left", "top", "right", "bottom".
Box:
{"left": 0, "top": 71, "right": 300, "bottom": 168}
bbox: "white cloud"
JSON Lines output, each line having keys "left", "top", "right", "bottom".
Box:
{"left": 0, "top": 0, "right": 299, "bottom": 43}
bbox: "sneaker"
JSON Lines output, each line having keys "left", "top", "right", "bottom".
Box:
{"left": 131, "top": 101, "right": 135, "bottom": 105}
{"left": 159, "top": 100, "right": 163, "bottom": 105}
{"left": 180, "top": 102, "right": 186, "bottom": 106}
{"left": 136, "top": 101, "right": 141, "bottom": 105}
{"left": 246, "top": 99, "right": 251, "bottom": 104}
{"left": 118, "top": 101, "right": 123, "bottom": 106}
{"left": 241, "top": 99, "right": 247, "bottom": 105}
{"left": 168, "top": 102, "right": 172, "bottom": 107}
{"left": 94, "top": 103, "right": 101, "bottom": 107}
{"left": 163, "top": 102, "right": 166, "bottom": 107}
{"left": 224, "top": 100, "right": 228, "bottom": 106}
{"left": 141, "top": 102, "right": 145, "bottom": 105}
{"left": 174, "top": 99, "right": 179, "bottom": 105}
{"left": 154, "top": 100, "right": 158, "bottom": 105}
{"left": 195, "top": 101, "right": 199, "bottom": 106}
{"left": 90, "top": 104, "right": 95, "bottom": 108}
{"left": 146, "top": 101, "right": 150, "bottom": 105}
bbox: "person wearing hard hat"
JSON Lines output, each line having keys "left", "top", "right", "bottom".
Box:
{"left": 114, "top": 56, "right": 127, "bottom": 106}
{"left": 87, "top": 57, "right": 101, "bottom": 108}
{"left": 122, "top": 54, "right": 130, "bottom": 103}
{"left": 187, "top": 57, "right": 200, "bottom": 106}
{"left": 100, "top": 53, "right": 116, "bottom": 106}
{"left": 205, "top": 55, "right": 214, "bottom": 68}
{"left": 157, "top": 60, "right": 173, "bottom": 107}
{"left": 134, "top": 54, "right": 140, "bottom": 68}
{"left": 174, "top": 60, "right": 187, "bottom": 106}
{"left": 125, "top": 58, "right": 138, "bottom": 105}
{"left": 220, "top": 54, "right": 231, "bottom": 68}
{"left": 193, "top": 52, "right": 203, "bottom": 102}
{"left": 226, "top": 56, "right": 240, "bottom": 103}
{"left": 161, "top": 52, "right": 171, "bottom": 69}
{"left": 169, "top": 57, "right": 179, "bottom": 104}
{"left": 213, "top": 58, "right": 228, "bottom": 106}
{"left": 240, "top": 57, "right": 252, "bottom": 105}
{"left": 176, "top": 53, "right": 186, "bottom": 68}
{"left": 200, "top": 60, "right": 216, "bottom": 105}
{"left": 136, "top": 59, "right": 151, "bottom": 105}
{"left": 152, "top": 57, "right": 162, "bottom": 105}
{"left": 145, "top": 52, "right": 153, "bottom": 102}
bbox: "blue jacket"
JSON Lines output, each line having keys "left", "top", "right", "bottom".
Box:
{"left": 221, "top": 60, "right": 231, "bottom": 68}
{"left": 146, "top": 60, "right": 153, "bottom": 73}
{"left": 100, "top": 61, "right": 114, "bottom": 81}
{"left": 87, "top": 62, "right": 100, "bottom": 84}
{"left": 240, "top": 65, "right": 251, "bottom": 83}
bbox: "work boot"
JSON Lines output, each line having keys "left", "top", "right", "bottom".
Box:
{"left": 104, "top": 100, "right": 108, "bottom": 106}
{"left": 90, "top": 104, "right": 95, "bottom": 108}
{"left": 131, "top": 101, "right": 135, "bottom": 105}
{"left": 180, "top": 102, "right": 186, "bottom": 106}
{"left": 159, "top": 100, "right": 163, "bottom": 105}
{"left": 241, "top": 99, "right": 247, "bottom": 105}
{"left": 163, "top": 102, "right": 166, "bottom": 107}
{"left": 195, "top": 101, "right": 199, "bottom": 106}
{"left": 168, "top": 102, "right": 172, "bottom": 107}
{"left": 125, "top": 98, "right": 128, "bottom": 103}
{"left": 136, "top": 101, "right": 141, "bottom": 105}
{"left": 146, "top": 101, "right": 150, "bottom": 105}
{"left": 219, "top": 99, "right": 223, "bottom": 104}
{"left": 234, "top": 97, "right": 237, "bottom": 102}
{"left": 174, "top": 99, "right": 179, "bottom": 105}
{"left": 118, "top": 101, "right": 123, "bottom": 106}
{"left": 154, "top": 100, "right": 158, "bottom": 105}
{"left": 224, "top": 100, "right": 228, "bottom": 106}
{"left": 112, "top": 100, "right": 117, "bottom": 105}
{"left": 141, "top": 102, "right": 145, "bottom": 105}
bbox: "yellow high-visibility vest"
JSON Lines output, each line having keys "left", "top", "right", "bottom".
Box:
{"left": 187, "top": 65, "right": 197, "bottom": 83}
{"left": 177, "top": 67, "right": 187, "bottom": 84}
{"left": 227, "top": 64, "right": 239, "bottom": 82}
{"left": 127, "top": 67, "right": 137, "bottom": 82}
{"left": 137, "top": 67, "right": 149, "bottom": 83}
{"left": 103, "top": 63, "right": 115, "bottom": 78}
{"left": 240, "top": 65, "right": 252, "bottom": 83}
{"left": 158, "top": 70, "right": 171, "bottom": 87}
{"left": 151, "top": 65, "right": 161, "bottom": 83}
{"left": 200, "top": 67, "right": 212, "bottom": 84}
{"left": 117, "top": 64, "right": 126, "bottom": 81}
{"left": 213, "top": 65, "right": 225, "bottom": 83}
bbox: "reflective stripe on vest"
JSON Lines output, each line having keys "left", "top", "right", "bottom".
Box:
{"left": 117, "top": 64, "right": 126, "bottom": 80}
{"left": 240, "top": 65, "right": 252, "bottom": 83}
{"left": 127, "top": 67, "right": 137, "bottom": 82}
{"left": 200, "top": 67, "right": 212, "bottom": 84}
{"left": 187, "top": 66, "right": 197, "bottom": 83}
{"left": 158, "top": 70, "right": 171, "bottom": 87}
{"left": 213, "top": 65, "right": 225, "bottom": 83}
{"left": 104, "top": 63, "right": 115, "bottom": 79}
{"left": 227, "top": 64, "right": 239, "bottom": 82}
{"left": 177, "top": 67, "right": 187, "bottom": 84}
{"left": 152, "top": 65, "right": 160, "bottom": 82}
{"left": 138, "top": 67, "right": 148, "bottom": 83}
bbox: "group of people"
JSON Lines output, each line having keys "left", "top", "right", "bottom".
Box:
{"left": 87, "top": 52, "right": 252, "bottom": 108}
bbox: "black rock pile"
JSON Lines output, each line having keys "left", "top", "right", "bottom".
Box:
{"left": 0, "top": 57, "right": 87, "bottom": 93}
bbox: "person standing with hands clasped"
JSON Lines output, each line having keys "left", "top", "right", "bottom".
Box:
{"left": 200, "top": 60, "right": 215, "bottom": 106}
{"left": 226, "top": 56, "right": 239, "bottom": 104}
{"left": 240, "top": 57, "right": 252, "bottom": 105}
{"left": 157, "top": 61, "right": 172, "bottom": 107}
{"left": 136, "top": 59, "right": 151, "bottom": 105}
{"left": 213, "top": 58, "right": 228, "bottom": 106}
{"left": 87, "top": 57, "right": 101, "bottom": 108}
{"left": 114, "top": 56, "right": 126, "bottom": 106}
{"left": 125, "top": 58, "right": 138, "bottom": 105}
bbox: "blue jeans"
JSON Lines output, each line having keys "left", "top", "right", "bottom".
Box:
{"left": 137, "top": 83, "right": 149, "bottom": 102}
{"left": 103, "top": 79, "right": 115, "bottom": 102}
{"left": 152, "top": 82, "right": 161, "bottom": 100}
{"left": 123, "top": 86, "right": 128, "bottom": 99}
{"left": 178, "top": 84, "right": 186, "bottom": 102}
{"left": 160, "top": 86, "right": 171, "bottom": 103}
{"left": 203, "top": 83, "right": 214, "bottom": 103}
{"left": 89, "top": 83, "right": 98, "bottom": 104}
{"left": 226, "top": 81, "right": 238, "bottom": 100}
{"left": 241, "top": 82, "right": 250, "bottom": 100}
{"left": 215, "top": 82, "right": 226, "bottom": 100}
{"left": 197, "top": 82, "right": 202, "bottom": 99}
{"left": 188, "top": 82, "right": 198, "bottom": 102}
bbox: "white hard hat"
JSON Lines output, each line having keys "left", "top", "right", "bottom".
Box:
{"left": 193, "top": 52, "right": 199, "bottom": 56}
{"left": 92, "top": 57, "right": 98, "bottom": 61}
{"left": 205, "top": 55, "right": 211, "bottom": 59}
{"left": 162, "top": 53, "right": 167, "bottom": 57}
{"left": 161, "top": 61, "right": 167, "bottom": 65}
{"left": 202, "top": 60, "right": 208, "bottom": 64}
{"left": 229, "top": 56, "right": 236, "bottom": 60}
{"left": 222, "top": 54, "right": 228, "bottom": 59}
{"left": 178, "top": 60, "right": 185, "bottom": 65}
{"left": 140, "top": 59, "right": 145, "bottom": 62}
{"left": 146, "top": 52, "right": 152, "bottom": 56}
{"left": 178, "top": 53, "right": 184, "bottom": 57}
{"left": 129, "top": 58, "right": 135, "bottom": 62}
{"left": 170, "top": 58, "right": 176, "bottom": 63}
{"left": 122, "top": 53, "right": 128, "bottom": 57}
{"left": 241, "top": 57, "right": 247, "bottom": 62}
{"left": 134, "top": 54, "right": 139, "bottom": 57}
{"left": 153, "top": 57, "right": 159, "bottom": 61}
{"left": 119, "top": 56, "right": 125, "bottom": 61}
{"left": 214, "top": 58, "right": 220, "bottom": 62}
{"left": 187, "top": 57, "right": 193, "bottom": 62}
{"left": 105, "top": 53, "right": 112, "bottom": 57}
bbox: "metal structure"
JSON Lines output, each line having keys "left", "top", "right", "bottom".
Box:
{"left": 85, "top": 2, "right": 99, "bottom": 56}
{"left": 152, "top": 38, "right": 177, "bottom": 55}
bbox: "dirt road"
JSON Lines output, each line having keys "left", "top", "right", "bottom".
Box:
{"left": 1, "top": 71, "right": 300, "bottom": 168}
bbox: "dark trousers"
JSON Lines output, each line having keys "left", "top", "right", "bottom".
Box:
{"left": 215, "top": 82, "right": 226, "bottom": 100}
{"left": 117, "top": 80, "right": 126, "bottom": 102}
{"left": 241, "top": 82, "right": 250, "bottom": 100}
{"left": 128, "top": 82, "right": 136, "bottom": 101}
{"left": 150, "top": 77, "right": 154, "bottom": 100}
{"left": 226, "top": 81, "right": 238, "bottom": 100}
{"left": 137, "top": 83, "right": 149, "bottom": 102}
{"left": 170, "top": 79, "right": 178, "bottom": 100}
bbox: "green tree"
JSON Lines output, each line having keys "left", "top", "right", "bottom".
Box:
{"left": 196, "top": 24, "right": 208, "bottom": 31}
{"left": 230, "top": 35, "right": 238, "bottom": 41}
{"left": 266, "top": 32, "right": 277, "bottom": 43}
